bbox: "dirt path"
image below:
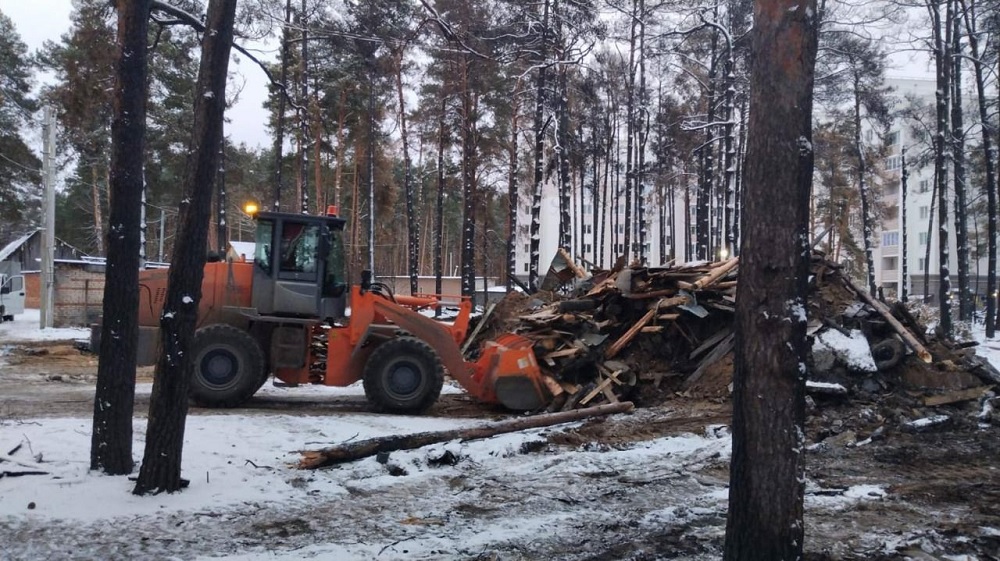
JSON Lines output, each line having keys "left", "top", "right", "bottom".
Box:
{"left": 2, "top": 340, "right": 999, "bottom": 559}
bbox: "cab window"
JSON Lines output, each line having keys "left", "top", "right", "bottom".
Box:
{"left": 254, "top": 219, "right": 273, "bottom": 273}
{"left": 279, "top": 222, "right": 320, "bottom": 277}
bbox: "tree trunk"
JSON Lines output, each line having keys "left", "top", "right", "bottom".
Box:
{"left": 853, "top": 71, "right": 876, "bottom": 297}
{"left": 734, "top": 92, "right": 748, "bottom": 255}
{"left": 216, "top": 127, "right": 226, "bottom": 254}
{"left": 901, "top": 148, "right": 909, "bottom": 302}
{"left": 924, "top": 173, "right": 937, "bottom": 300}
{"left": 366, "top": 58, "right": 376, "bottom": 274}
{"left": 724, "top": 0, "right": 816, "bottom": 558}
{"left": 90, "top": 165, "right": 105, "bottom": 255}
{"left": 506, "top": 82, "right": 522, "bottom": 290}
{"left": 395, "top": 49, "right": 419, "bottom": 295}
{"left": 697, "top": 31, "right": 719, "bottom": 261}
{"left": 951, "top": 14, "right": 971, "bottom": 321}
{"left": 90, "top": 0, "right": 151, "bottom": 476}
{"left": 557, "top": 25, "right": 572, "bottom": 252}
{"left": 636, "top": 0, "right": 649, "bottom": 265}
{"left": 271, "top": 0, "right": 292, "bottom": 211}
{"left": 623, "top": 0, "right": 638, "bottom": 262}
{"left": 528, "top": 0, "right": 550, "bottom": 292}
{"left": 299, "top": 402, "right": 635, "bottom": 469}
{"left": 959, "top": 0, "right": 997, "bottom": 336}
{"left": 333, "top": 88, "right": 347, "bottom": 208}
{"left": 133, "top": 0, "right": 237, "bottom": 495}
{"left": 460, "top": 54, "right": 478, "bottom": 297}
{"left": 931, "top": 0, "right": 954, "bottom": 338}
{"left": 297, "top": 0, "right": 310, "bottom": 214}
{"left": 435, "top": 99, "right": 446, "bottom": 301}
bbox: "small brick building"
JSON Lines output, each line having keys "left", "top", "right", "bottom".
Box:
{"left": 22, "top": 260, "right": 106, "bottom": 327}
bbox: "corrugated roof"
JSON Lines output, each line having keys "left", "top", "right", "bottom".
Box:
{"left": 0, "top": 230, "right": 40, "bottom": 263}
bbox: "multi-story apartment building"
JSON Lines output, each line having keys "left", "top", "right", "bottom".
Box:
{"left": 872, "top": 78, "right": 990, "bottom": 302}
{"left": 513, "top": 177, "right": 692, "bottom": 279}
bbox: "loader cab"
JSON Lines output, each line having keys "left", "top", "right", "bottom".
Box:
{"left": 250, "top": 209, "right": 348, "bottom": 320}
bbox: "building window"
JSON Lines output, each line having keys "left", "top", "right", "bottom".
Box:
{"left": 887, "top": 131, "right": 900, "bottom": 146}
{"left": 881, "top": 231, "right": 899, "bottom": 247}
{"left": 918, "top": 179, "right": 930, "bottom": 193}
{"left": 523, "top": 243, "right": 529, "bottom": 253}
{"left": 919, "top": 206, "right": 928, "bottom": 220}
{"left": 584, "top": 224, "right": 592, "bottom": 234}
{"left": 918, "top": 258, "right": 926, "bottom": 271}
{"left": 919, "top": 232, "right": 929, "bottom": 246}
{"left": 885, "top": 206, "right": 899, "bottom": 220}
{"left": 885, "top": 156, "right": 901, "bottom": 171}
{"left": 583, "top": 244, "right": 592, "bottom": 254}
{"left": 882, "top": 256, "right": 898, "bottom": 271}
{"left": 523, "top": 262, "right": 528, "bottom": 272}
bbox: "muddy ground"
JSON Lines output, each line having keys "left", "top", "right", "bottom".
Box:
{"left": 2, "top": 339, "right": 999, "bottom": 560}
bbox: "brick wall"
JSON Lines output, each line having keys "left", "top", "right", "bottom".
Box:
{"left": 23, "top": 266, "right": 106, "bottom": 327}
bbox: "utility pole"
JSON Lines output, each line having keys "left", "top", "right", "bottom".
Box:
{"left": 159, "top": 208, "right": 166, "bottom": 262}
{"left": 40, "top": 105, "right": 56, "bottom": 329}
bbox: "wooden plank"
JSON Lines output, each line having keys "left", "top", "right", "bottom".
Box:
{"left": 558, "top": 247, "right": 588, "bottom": 279}
{"left": 923, "top": 386, "right": 992, "bottom": 407}
{"left": 692, "top": 257, "right": 740, "bottom": 290}
{"left": 641, "top": 326, "right": 664, "bottom": 333}
{"left": 544, "top": 347, "right": 582, "bottom": 360}
{"left": 605, "top": 305, "right": 658, "bottom": 359}
{"left": 683, "top": 333, "right": 736, "bottom": 388}
{"left": 657, "top": 313, "right": 680, "bottom": 321}
{"left": 579, "top": 375, "right": 616, "bottom": 406}
{"left": 601, "top": 384, "right": 620, "bottom": 403}
{"left": 540, "top": 375, "right": 565, "bottom": 397}
{"left": 689, "top": 328, "right": 733, "bottom": 360}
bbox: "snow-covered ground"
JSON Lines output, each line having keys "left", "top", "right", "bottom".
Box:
{"left": 2, "top": 309, "right": 999, "bottom": 559}
{"left": 0, "top": 309, "right": 91, "bottom": 343}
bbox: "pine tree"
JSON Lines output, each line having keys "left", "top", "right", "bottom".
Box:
{"left": 90, "top": 0, "right": 152, "bottom": 476}
{"left": 724, "top": 0, "right": 818, "bottom": 558}
{"left": 0, "top": 10, "right": 41, "bottom": 243}
{"left": 134, "top": 0, "right": 238, "bottom": 495}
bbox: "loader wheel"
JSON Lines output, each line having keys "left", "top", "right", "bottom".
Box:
{"left": 189, "top": 324, "right": 265, "bottom": 408}
{"left": 363, "top": 336, "right": 444, "bottom": 414}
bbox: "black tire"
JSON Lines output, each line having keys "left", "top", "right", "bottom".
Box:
{"left": 871, "top": 338, "right": 905, "bottom": 371}
{"left": 189, "top": 324, "right": 265, "bottom": 407}
{"left": 362, "top": 336, "right": 444, "bottom": 414}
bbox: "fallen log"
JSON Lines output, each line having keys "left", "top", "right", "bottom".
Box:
{"left": 0, "top": 454, "right": 48, "bottom": 474}
{"left": 842, "top": 276, "right": 933, "bottom": 363}
{"left": 297, "top": 401, "right": 635, "bottom": 469}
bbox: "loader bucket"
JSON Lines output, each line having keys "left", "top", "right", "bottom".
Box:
{"left": 483, "top": 333, "right": 549, "bottom": 411}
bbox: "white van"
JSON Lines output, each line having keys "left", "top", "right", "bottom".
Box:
{"left": 0, "top": 273, "right": 25, "bottom": 322}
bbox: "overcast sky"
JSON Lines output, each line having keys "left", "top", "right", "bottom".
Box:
{"left": 2, "top": 0, "right": 273, "bottom": 149}
{"left": 3, "top": 1, "right": 932, "bottom": 152}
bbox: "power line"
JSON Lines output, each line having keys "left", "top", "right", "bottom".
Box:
{"left": 0, "top": 151, "right": 42, "bottom": 174}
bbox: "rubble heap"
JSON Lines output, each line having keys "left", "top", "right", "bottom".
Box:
{"left": 467, "top": 253, "right": 1000, "bottom": 411}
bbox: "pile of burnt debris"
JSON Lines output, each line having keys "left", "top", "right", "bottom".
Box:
{"left": 466, "top": 250, "right": 1000, "bottom": 419}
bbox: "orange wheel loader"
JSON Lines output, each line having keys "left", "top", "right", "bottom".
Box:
{"left": 118, "top": 207, "right": 549, "bottom": 414}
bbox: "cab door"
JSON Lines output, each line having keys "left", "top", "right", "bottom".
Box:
{"left": 0, "top": 275, "right": 25, "bottom": 321}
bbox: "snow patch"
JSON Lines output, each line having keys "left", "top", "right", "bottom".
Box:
{"left": 812, "top": 329, "right": 877, "bottom": 373}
